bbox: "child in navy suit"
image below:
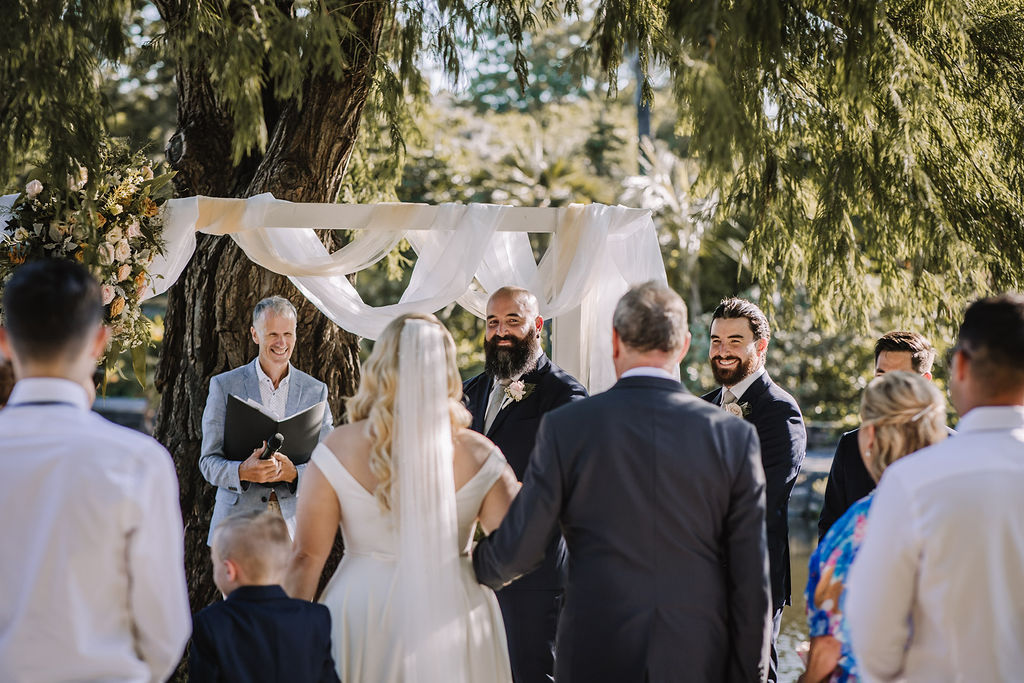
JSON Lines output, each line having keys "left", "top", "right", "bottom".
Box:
{"left": 190, "top": 510, "right": 339, "bottom": 683}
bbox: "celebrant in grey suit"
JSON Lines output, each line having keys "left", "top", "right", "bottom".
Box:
{"left": 200, "top": 296, "right": 333, "bottom": 544}
{"left": 474, "top": 282, "right": 772, "bottom": 683}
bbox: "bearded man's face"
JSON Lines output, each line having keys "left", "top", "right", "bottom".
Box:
{"left": 485, "top": 294, "right": 542, "bottom": 379}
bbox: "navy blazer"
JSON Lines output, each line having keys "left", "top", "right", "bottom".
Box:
{"left": 817, "top": 430, "right": 875, "bottom": 540}
{"left": 702, "top": 371, "right": 806, "bottom": 611}
{"left": 189, "top": 585, "right": 339, "bottom": 683}
{"left": 463, "top": 353, "right": 587, "bottom": 590}
{"left": 474, "top": 376, "right": 772, "bottom": 682}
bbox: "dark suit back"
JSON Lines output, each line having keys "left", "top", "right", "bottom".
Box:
{"left": 189, "top": 585, "right": 338, "bottom": 683}
{"left": 463, "top": 354, "right": 587, "bottom": 590}
{"left": 817, "top": 429, "right": 875, "bottom": 540}
{"left": 475, "top": 376, "right": 772, "bottom": 683}
{"left": 702, "top": 372, "right": 806, "bottom": 611}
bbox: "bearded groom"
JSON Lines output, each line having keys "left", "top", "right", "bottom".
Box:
{"left": 701, "top": 297, "right": 806, "bottom": 683}
{"left": 463, "top": 286, "right": 587, "bottom": 683}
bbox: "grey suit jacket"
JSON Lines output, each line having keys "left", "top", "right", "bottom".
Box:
{"left": 474, "top": 376, "right": 773, "bottom": 682}
{"left": 200, "top": 360, "right": 333, "bottom": 544}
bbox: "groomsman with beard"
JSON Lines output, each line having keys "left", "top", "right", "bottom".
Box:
{"left": 463, "top": 286, "right": 587, "bottom": 683}
{"left": 701, "top": 298, "right": 806, "bottom": 683}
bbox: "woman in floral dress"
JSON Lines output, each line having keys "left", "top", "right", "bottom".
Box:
{"left": 800, "top": 371, "right": 947, "bottom": 682}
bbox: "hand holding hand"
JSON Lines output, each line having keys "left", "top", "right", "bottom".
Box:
{"left": 272, "top": 452, "right": 298, "bottom": 483}
{"left": 238, "top": 442, "right": 281, "bottom": 484}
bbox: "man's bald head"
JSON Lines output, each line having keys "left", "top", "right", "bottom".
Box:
{"left": 488, "top": 286, "right": 540, "bottom": 320}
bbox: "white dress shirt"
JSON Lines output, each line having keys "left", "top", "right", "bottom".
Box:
{"left": 0, "top": 378, "right": 191, "bottom": 683}
{"left": 620, "top": 366, "right": 677, "bottom": 381}
{"left": 847, "top": 405, "right": 1024, "bottom": 682}
{"left": 254, "top": 358, "right": 291, "bottom": 419}
{"left": 719, "top": 366, "right": 765, "bottom": 404}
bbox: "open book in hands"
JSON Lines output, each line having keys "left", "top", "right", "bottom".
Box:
{"left": 223, "top": 394, "right": 326, "bottom": 465}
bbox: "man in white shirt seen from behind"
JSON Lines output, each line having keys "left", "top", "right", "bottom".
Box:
{"left": 0, "top": 259, "right": 190, "bottom": 682}
{"left": 847, "top": 293, "right": 1024, "bottom": 681}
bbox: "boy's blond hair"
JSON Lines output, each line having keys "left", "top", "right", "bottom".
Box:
{"left": 212, "top": 511, "right": 291, "bottom": 583}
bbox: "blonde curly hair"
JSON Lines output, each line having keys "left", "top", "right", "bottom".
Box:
{"left": 345, "top": 313, "right": 471, "bottom": 512}
{"left": 860, "top": 371, "right": 947, "bottom": 481}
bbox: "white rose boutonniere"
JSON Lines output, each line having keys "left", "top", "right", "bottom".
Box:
{"left": 723, "top": 401, "right": 752, "bottom": 419}
{"left": 504, "top": 380, "right": 536, "bottom": 402}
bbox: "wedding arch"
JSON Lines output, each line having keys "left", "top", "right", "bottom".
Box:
{"left": 5, "top": 192, "right": 668, "bottom": 392}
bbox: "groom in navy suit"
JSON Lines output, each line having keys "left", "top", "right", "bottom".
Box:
{"left": 701, "top": 297, "right": 806, "bottom": 682}
{"left": 463, "top": 286, "right": 587, "bottom": 682}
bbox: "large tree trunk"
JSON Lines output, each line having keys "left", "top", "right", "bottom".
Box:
{"left": 151, "top": 3, "right": 385, "bottom": 675}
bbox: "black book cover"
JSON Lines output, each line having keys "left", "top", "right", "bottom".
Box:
{"left": 223, "top": 394, "right": 326, "bottom": 465}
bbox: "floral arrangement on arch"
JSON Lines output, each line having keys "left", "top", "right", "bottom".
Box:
{"left": 0, "top": 143, "right": 173, "bottom": 362}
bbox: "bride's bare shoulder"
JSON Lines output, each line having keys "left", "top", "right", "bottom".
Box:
{"left": 453, "top": 428, "right": 498, "bottom": 465}
{"left": 323, "top": 420, "right": 371, "bottom": 452}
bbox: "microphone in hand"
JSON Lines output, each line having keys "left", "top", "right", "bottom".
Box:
{"left": 260, "top": 433, "right": 285, "bottom": 460}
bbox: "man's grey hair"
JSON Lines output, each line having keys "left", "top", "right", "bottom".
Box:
{"left": 252, "top": 296, "right": 297, "bottom": 330}
{"left": 613, "top": 282, "right": 688, "bottom": 353}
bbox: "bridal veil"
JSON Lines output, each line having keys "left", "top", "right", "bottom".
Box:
{"left": 393, "top": 319, "right": 469, "bottom": 683}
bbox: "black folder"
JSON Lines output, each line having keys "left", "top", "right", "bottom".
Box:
{"left": 223, "top": 394, "right": 326, "bottom": 465}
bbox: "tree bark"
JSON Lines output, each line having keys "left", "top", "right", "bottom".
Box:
{"left": 152, "top": 3, "right": 386, "bottom": 674}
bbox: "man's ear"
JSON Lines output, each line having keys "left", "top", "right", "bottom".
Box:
{"left": 756, "top": 336, "right": 769, "bottom": 356}
{"left": 923, "top": 371, "right": 933, "bottom": 381}
{"left": 88, "top": 326, "right": 110, "bottom": 360}
{"left": 612, "top": 328, "right": 621, "bottom": 359}
{"left": 674, "top": 331, "right": 692, "bottom": 365}
{"left": 533, "top": 315, "right": 544, "bottom": 333}
{"left": 251, "top": 326, "right": 260, "bottom": 345}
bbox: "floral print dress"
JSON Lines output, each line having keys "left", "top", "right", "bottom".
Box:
{"left": 805, "top": 492, "right": 875, "bottom": 682}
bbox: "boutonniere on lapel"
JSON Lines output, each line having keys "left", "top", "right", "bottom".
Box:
{"left": 504, "top": 380, "right": 536, "bottom": 402}
{"left": 723, "top": 401, "right": 752, "bottom": 419}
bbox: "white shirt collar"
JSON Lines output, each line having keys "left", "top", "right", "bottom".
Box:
{"left": 6, "top": 377, "right": 89, "bottom": 410}
{"left": 254, "top": 358, "right": 290, "bottom": 389}
{"left": 621, "top": 366, "right": 677, "bottom": 381}
{"left": 722, "top": 366, "right": 766, "bottom": 402}
{"left": 955, "top": 405, "right": 1024, "bottom": 433}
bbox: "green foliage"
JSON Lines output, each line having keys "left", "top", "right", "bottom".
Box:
{"left": 647, "top": 0, "right": 1024, "bottom": 336}
{"left": 0, "top": 0, "right": 134, "bottom": 180}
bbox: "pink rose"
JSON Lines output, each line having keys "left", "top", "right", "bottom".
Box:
{"left": 126, "top": 219, "right": 142, "bottom": 239}
{"left": 25, "top": 179, "right": 43, "bottom": 199}
{"left": 117, "top": 264, "right": 132, "bottom": 281}
{"left": 137, "top": 284, "right": 149, "bottom": 301}
{"left": 100, "top": 284, "right": 115, "bottom": 305}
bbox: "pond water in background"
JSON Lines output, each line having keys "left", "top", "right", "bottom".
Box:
{"left": 777, "top": 516, "right": 819, "bottom": 681}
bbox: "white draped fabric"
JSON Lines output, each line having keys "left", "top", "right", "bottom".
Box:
{"left": 2, "top": 192, "right": 670, "bottom": 392}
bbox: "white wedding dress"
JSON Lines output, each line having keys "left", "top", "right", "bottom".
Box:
{"left": 312, "top": 443, "right": 514, "bottom": 683}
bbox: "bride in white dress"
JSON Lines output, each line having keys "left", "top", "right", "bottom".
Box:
{"left": 284, "top": 313, "right": 518, "bottom": 683}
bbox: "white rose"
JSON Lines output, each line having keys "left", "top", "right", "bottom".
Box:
{"left": 97, "top": 242, "right": 116, "bottom": 265}
{"left": 25, "top": 179, "right": 43, "bottom": 198}
{"left": 106, "top": 226, "right": 123, "bottom": 243}
{"left": 113, "top": 239, "right": 131, "bottom": 262}
{"left": 723, "top": 402, "right": 745, "bottom": 418}
{"left": 100, "top": 284, "right": 116, "bottom": 305}
{"left": 13, "top": 227, "right": 29, "bottom": 242}
{"left": 126, "top": 219, "right": 142, "bottom": 239}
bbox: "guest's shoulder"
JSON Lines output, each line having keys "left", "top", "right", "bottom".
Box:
{"left": 84, "top": 411, "right": 170, "bottom": 458}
